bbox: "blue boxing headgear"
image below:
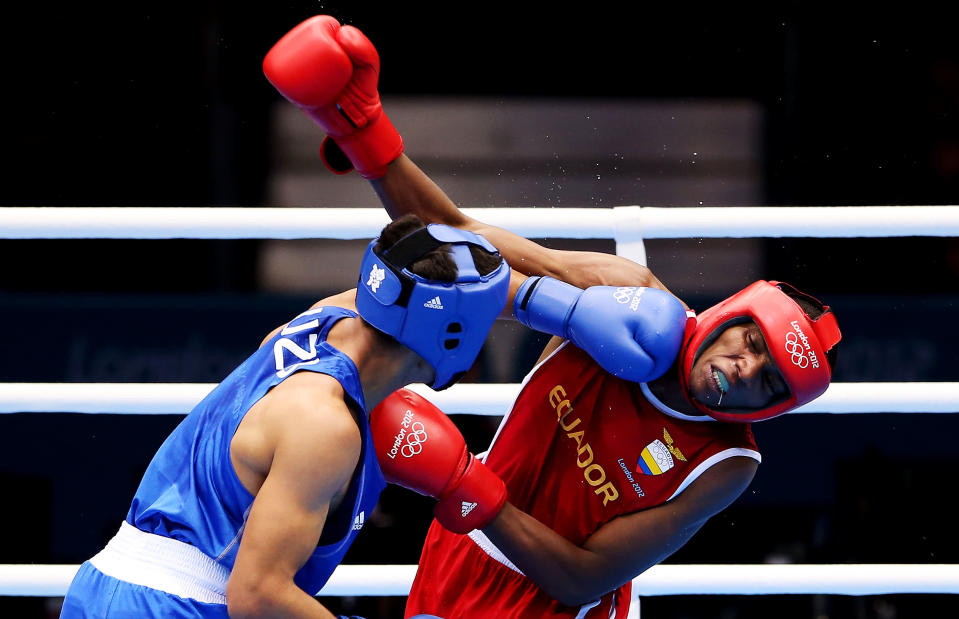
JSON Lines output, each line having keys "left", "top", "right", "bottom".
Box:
{"left": 355, "top": 224, "right": 510, "bottom": 390}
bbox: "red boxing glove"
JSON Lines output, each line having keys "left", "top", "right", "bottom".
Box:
{"left": 371, "top": 389, "right": 507, "bottom": 534}
{"left": 262, "top": 15, "right": 403, "bottom": 179}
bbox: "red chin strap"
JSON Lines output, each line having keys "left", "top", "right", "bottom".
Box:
{"left": 678, "top": 281, "right": 841, "bottom": 423}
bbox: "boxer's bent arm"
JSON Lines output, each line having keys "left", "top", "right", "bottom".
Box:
{"left": 227, "top": 395, "right": 360, "bottom": 619}
{"left": 373, "top": 155, "right": 674, "bottom": 296}
{"left": 481, "top": 456, "right": 757, "bottom": 607}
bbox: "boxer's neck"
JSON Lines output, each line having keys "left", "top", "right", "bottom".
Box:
{"left": 646, "top": 364, "right": 700, "bottom": 416}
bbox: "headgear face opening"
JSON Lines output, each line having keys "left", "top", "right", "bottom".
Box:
{"left": 678, "top": 280, "right": 841, "bottom": 422}
{"left": 355, "top": 224, "right": 510, "bottom": 391}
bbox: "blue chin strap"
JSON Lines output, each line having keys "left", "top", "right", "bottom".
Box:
{"left": 355, "top": 224, "right": 510, "bottom": 390}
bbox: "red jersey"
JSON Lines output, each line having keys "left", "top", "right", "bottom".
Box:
{"left": 406, "top": 342, "right": 760, "bottom": 619}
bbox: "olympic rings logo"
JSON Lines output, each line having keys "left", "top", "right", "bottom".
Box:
{"left": 613, "top": 287, "right": 637, "bottom": 304}
{"left": 784, "top": 332, "right": 809, "bottom": 368}
{"left": 401, "top": 421, "right": 429, "bottom": 457}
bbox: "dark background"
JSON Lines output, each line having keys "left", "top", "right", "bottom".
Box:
{"left": 2, "top": 2, "right": 958, "bottom": 618}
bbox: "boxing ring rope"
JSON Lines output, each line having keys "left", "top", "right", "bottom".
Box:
{"left": 3, "top": 205, "right": 958, "bottom": 600}
{"left": 2, "top": 563, "right": 958, "bottom": 597}
{"left": 1, "top": 382, "right": 958, "bottom": 415}
{"left": 3, "top": 205, "right": 959, "bottom": 240}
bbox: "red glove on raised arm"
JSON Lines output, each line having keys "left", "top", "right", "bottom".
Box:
{"left": 262, "top": 15, "right": 403, "bottom": 179}
{"left": 371, "top": 389, "right": 506, "bottom": 534}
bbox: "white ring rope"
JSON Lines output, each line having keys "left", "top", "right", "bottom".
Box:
{"left": 4, "top": 206, "right": 957, "bottom": 600}
{"left": 1, "top": 563, "right": 957, "bottom": 597}
{"left": 2, "top": 206, "right": 959, "bottom": 239}
{"left": 0, "top": 382, "right": 957, "bottom": 415}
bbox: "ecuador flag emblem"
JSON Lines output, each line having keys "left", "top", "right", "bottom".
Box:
{"left": 637, "top": 428, "right": 686, "bottom": 475}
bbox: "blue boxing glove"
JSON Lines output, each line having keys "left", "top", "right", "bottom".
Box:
{"left": 514, "top": 276, "right": 687, "bottom": 382}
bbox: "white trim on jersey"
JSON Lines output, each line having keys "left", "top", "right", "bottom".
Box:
{"left": 467, "top": 529, "right": 524, "bottom": 575}
{"left": 639, "top": 381, "right": 713, "bottom": 422}
{"left": 667, "top": 447, "right": 762, "bottom": 502}
{"left": 481, "top": 340, "right": 572, "bottom": 462}
{"left": 575, "top": 598, "right": 603, "bottom": 619}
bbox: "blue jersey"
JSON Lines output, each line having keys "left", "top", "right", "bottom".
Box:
{"left": 126, "top": 305, "right": 385, "bottom": 595}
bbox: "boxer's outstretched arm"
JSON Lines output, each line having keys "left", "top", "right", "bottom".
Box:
{"left": 373, "top": 155, "right": 673, "bottom": 295}
{"left": 481, "top": 455, "right": 758, "bottom": 607}
{"left": 262, "top": 16, "right": 670, "bottom": 296}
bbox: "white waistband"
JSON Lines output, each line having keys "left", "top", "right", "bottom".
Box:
{"left": 90, "top": 521, "right": 230, "bottom": 605}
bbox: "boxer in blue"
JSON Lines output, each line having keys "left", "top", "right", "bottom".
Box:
{"left": 59, "top": 213, "right": 508, "bottom": 619}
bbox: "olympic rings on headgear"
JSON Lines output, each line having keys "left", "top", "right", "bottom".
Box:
{"left": 784, "top": 332, "right": 809, "bottom": 368}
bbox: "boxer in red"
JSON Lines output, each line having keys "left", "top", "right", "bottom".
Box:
{"left": 264, "top": 15, "right": 841, "bottom": 618}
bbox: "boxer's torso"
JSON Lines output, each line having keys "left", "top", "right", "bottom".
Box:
{"left": 127, "top": 305, "right": 386, "bottom": 595}
{"left": 406, "top": 341, "right": 760, "bottom": 619}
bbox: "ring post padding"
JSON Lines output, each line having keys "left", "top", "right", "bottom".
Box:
{"left": 613, "top": 206, "right": 648, "bottom": 266}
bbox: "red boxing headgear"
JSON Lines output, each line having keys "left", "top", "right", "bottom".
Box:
{"left": 679, "top": 281, "right": 841, "bottom": 423}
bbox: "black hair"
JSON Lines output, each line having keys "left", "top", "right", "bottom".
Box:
{"left": 784, "top": 289, "right": 840, "bottom": 372}
{"left": 374, "top": 214, "right": 502, "bottom": 281}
